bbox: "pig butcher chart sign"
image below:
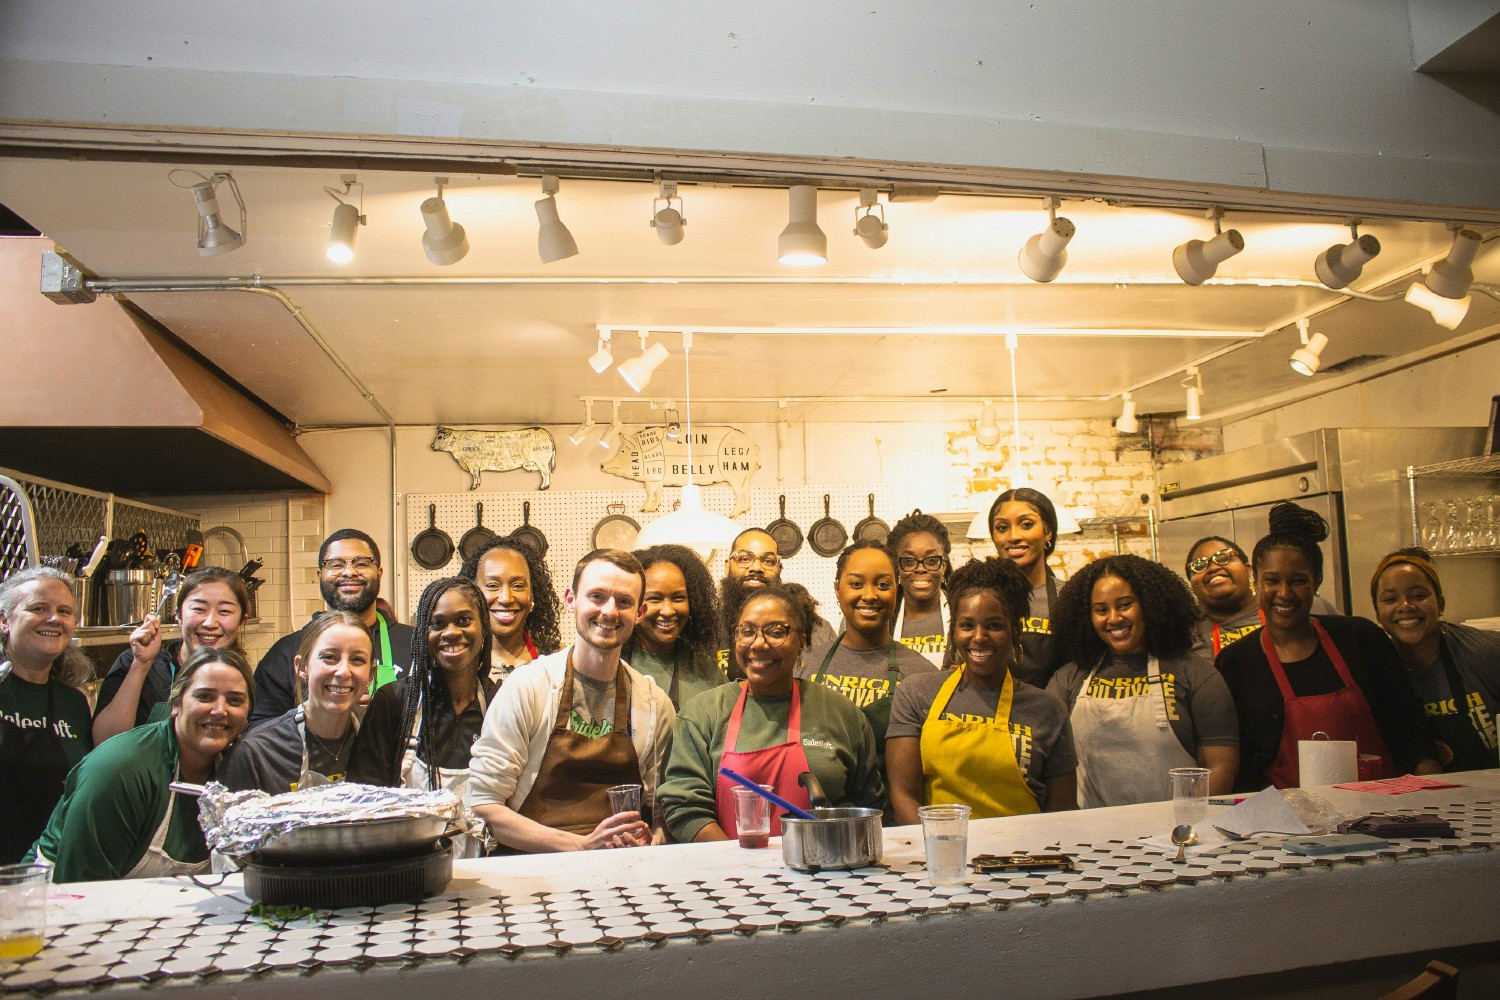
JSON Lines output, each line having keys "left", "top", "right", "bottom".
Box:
{"left": 432, "top": 426, "right": 556, "bottom": 490}
{"left": 602, "top": 426, "right": 759, "bottom": 517}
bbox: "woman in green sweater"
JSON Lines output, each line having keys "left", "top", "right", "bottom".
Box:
{"left": 656, "top": 586, "right": 883, "bottom": 843}
{"left": 623, "top": 544, "right": 726, "bottom": 709}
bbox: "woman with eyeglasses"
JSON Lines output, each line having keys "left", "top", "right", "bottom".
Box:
{"left": 656, "top": 586, "right": 883, "bottom": 843}
{"left": 1184, "top": 537, "right": 1262, "bottom": 657}
{"left": 989, "top": 488, "right": 1065, "bottom": 687}
{"left": 623, "top": 544, "right": 727, "bottom": 709}
{"left": 887, "top": 510, "right": 953, "bottom": 667}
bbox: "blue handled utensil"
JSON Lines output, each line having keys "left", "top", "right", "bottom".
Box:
{"left": 718, "top": 766, "right": 818, "bottom": 821}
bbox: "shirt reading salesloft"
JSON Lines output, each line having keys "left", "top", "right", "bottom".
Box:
{"left": 1, "top": 671, "right": 93, "bottom": 862}
{"left": 795, "top": 639, "right": 937, "bottom": 709}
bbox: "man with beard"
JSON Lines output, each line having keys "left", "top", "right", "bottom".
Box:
{"left": 717, "top": 529, "right": 832, "bottom": 675}
{"left": 468, "top": 549, "right": 676, "bottom": 853}
{"left": 250, "top": 529, "right": 415, "bottom": 726}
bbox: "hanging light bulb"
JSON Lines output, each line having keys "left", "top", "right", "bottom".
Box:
{"left": 1289, "top": 319, "right": 1328, "bottom": 376}
{"left": 1314, "top": 224, "right": 1380, "bottom": 289}
{"left": 420, "top": 177, "right": 469, "bottom": 266}
{"left": 536, "top": 175, "right": 579, "bottom": 263}
{"left": 778, "top": 185, "right": 827, "bottom": 266}
{"left": 1018, "top": 197, "right": 1075, "bottom": 283}
{"left": 852, "top": 189, "right": 889, "bottom": 250}
{"left": 1182, "top": 367, "right": 1203, "bottom": 420}
{"left": 1114, "top": 392, "right": 1139, "bottom": 433}
{"left": 975, "top": 400, "right": 1002, "bottom": 447}
{"left": 1173, "top": 209, "right": 1243, "bottom": 285}
{"left": 325, "top": 175, "right": 364, "bottom": 265}
{"left": 568, "top": 400, "right": 598, "bottom": 446}
{"left": 651, "top": 180, "right": 686, "bottom": 246}
{"left": 588, "top": 329, "right": 614, "bottom": 374}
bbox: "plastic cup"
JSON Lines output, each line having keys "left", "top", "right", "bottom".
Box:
{"left": 1169, "top": 767, "right": 1211, "bottom": 828}
{"left": 0, "top": 862, "right": 52, "bottom": 959}
{"left": 731, "top": 785, "right": 772, "bottom": 848}
{"left": 606, "top": 784, "right": 642, "bottom": 816}
{"left": 918, "top": 804, "right": 971, "bottom": 886}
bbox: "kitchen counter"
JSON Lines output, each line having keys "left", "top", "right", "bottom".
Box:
{"left": 6, "top": 773, "right": 1500, "bottom": 1000}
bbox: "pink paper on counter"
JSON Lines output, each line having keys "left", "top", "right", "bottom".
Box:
{"left": 1332, "top": 774, "right": 1464, "bottom": 794}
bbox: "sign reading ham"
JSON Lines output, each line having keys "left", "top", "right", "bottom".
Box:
{"left": 431, "top": 426, "right": 556, "bottom": 490}
{"left": 602, "top": 425, "right": 759, "bottom": 517}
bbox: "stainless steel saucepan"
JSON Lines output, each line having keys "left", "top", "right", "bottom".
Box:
{"left": 780, "top": 807, "right": 883, "bottom": 872}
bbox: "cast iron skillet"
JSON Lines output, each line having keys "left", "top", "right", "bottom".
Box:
{"left": 512, "top": 500, "right": 549, "bottom": 559}
{"left": 852, "top": 493, "right": 890, "bottom": 545}
{"left": 808, "top": 494, "right": 848, "bottom": 557}
{"left": 766, "top": 494, "right": 803, "bottom": 558}
{"left": 458, "top": 502, "right": 497, "bottom": 562}
{"left": 592, "top": 503, "right": 641, "bottom": 550}
{"left": 411, "top": 504, "right": 455, "bottom": 570}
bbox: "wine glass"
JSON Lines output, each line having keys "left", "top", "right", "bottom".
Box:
{"left": 1422, "top": 502, "right": 1442, "bottom": 549}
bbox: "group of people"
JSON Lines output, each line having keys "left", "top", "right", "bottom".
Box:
{"left": 3, "top": 488, "right": 1496, "bottom": 882}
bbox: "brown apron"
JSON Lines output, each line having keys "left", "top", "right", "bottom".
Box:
{"left": 515, "top": 651, "right": 644, "bottom": 836}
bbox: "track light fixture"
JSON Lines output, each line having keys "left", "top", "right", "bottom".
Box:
{"left": 1018, "top": 197, "right": 1075, "bottom": 283}
{"left": 1314, "top": 222, "right": 1380, "bottom": 290}
{"left": 1173, "top": 208, "right": 1243, "bottom": 286}
{"left": 588, "top": 329, "right": 614, "bottom": 374}
{"left": 651, "top": 180, "right": 686, "bottom": 246}
{"left": 598, "top": 400, "right": 623, "bottom": 450}
{"left": 1114, "top": 392, "right": 1139, "bottom": 434}
{"left": 420, "top": 177, "right": 469, "bottom": 266}
{"left": 664, "top": 406, "right": 682, "bottom": 440}
{"left": 1404, "top": 228, "right": 1480, "bottom": 330}
{"left": 170, "top": 170, "right": 246, "bottom": 257}
{"left": 536, "top": 175, "right": 579, "bottom": 263}
{"left": 324, "top": 175, "right": 365, "bottom": 265}
{"left": 975, "top": 400, "right": 1002, "bottom": 447}
{"left": 619, "top": 330, "right": 670, "bottom": 392}
{"left": 778, "top": 185, "right": 827, "bottom": 266}
{"left": 568, "top": 400, "right": 598, "bottom": 446}
{"left": 1182, "top": 367, "right": 1203, "bottom": 420}
{"left": 1289, "top": 318, "right": 1328, "bottom": 377}
{"left": 853, "top": 189, "right": 889, "bottom": 250}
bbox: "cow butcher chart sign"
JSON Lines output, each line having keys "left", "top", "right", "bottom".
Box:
{"left": 602, "top": 426, "right": 759, "bottom": 517}
{"left": 432, "top": 426, "right": 556, "bottom": 490}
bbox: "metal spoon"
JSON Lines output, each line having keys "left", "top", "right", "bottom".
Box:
{"left": 1171, "top": 823, "right": 1198, "bottom": 863}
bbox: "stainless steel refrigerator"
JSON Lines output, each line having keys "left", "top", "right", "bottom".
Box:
{"left": 1155, "top": 427, "right": 1494, "bottom": 623}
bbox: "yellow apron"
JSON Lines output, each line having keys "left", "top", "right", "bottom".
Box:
{"left": 919, "top": 667, "right": 1039, "bottom": 818}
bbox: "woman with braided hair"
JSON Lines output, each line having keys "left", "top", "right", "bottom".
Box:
{"left": 1048, "top": 554, "right": 1239, "bottom": 805}
{"left": 348, "top": 576, "right": 495, "bottom": 856}
{"left": 1216, "top": 503, "right": 1439, "bottom": 790}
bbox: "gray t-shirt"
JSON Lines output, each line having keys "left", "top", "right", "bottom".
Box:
{"left": 218, "top": 707, "right": 356, "bottom": 794}
{"left": 796, "top": 639, "right": 938, "bottom": 711}
{"left": 897, "top": 607, "right": 947, "bottom": 661}
{"left": 887, "top": 672, "right": 1077, "bottom": 809}
{"left": 1047, "top": 650, "right": 1239, "bottom": 757}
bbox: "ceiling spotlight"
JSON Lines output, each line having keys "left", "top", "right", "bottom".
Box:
{"left": 619, "top": 330, "right": 670, "bottom": 392}
{"left": 664, "top": 406, "right": 682, "bottom": 440}
{"left": 1403, "top": 228, "right": 1481, "bottom": 329}
{"left": 536, "top": 175, "right": 579, "bottom": 263}
{"left": 1173, "top": 210, "right": 1243, "bottom": 285}
{"left": 778, "top": 184, "right": 827, "bottom": 266}
{"left": 588, "top": 329, "right": 614, "bottom": 374}
{"left": 1182, "top": 367, "right": 1203, "bottom": 420}
{"left": 176, "top": 171, "right": 246, "bottom": 257}
{"left": 598, "top": 400, "right": 623, "bottom": 450}
{"left": 1018, "top": 197, "right": 1075, "bottom": 283}
{"left": 976, "top": 400, "right": 1002, "bottom": 447}
{"left": 1404, "top": 282, "right": 1471, "bottom": 330}
{"left": 1114, "top": 392, "right": 1140, "bottom": 434}
{"left": 651, "top": 180, "right": 686, "bottom": 246}
{"left": 568, "top": 400, "right": 598, "bottom": 446}
{"left": 1314, "top": 223, "right": 1380, "bottom": 289}
{"left": 420, "top": 177, "right": 468, "bottom": 266}
{"left": 324, "top": 175, "right": 364, "bottom": 265}
{"left": 853, "top": 189, "right": 889, "bottom": 250}
{"left": 1289, "top": 319, "right": 1328, "bottom": 376}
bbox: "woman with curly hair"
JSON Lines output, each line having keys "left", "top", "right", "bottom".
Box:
{"left": 1217, "top": 504, "right": 1438, "bottom": 790}
{"left": 887, "top": 558, "right": 1077, "bottom": 823}
{"left": 988, "top": 487, "right": 1065, "bottom": 686}
{"left": 1048, "top": 554, "right": 1239, "bottom": 805}
{"left": 887, "top": 509, "right": 953, "bottom": 667}
{"left": 459, "top": 534, "right": 563, "bottom": 686}
{"left": 623, "top": 544, "right": 726, "bottom": 709}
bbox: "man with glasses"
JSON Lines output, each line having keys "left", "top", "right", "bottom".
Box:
{"left": 717, "top": 529, "right": 832, "bottom": 674}
{"left": 250, "top": 529, "right": 415, "bottom": 726}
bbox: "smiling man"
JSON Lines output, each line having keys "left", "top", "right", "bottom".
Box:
{"left": 467, "top": 549, "right": 676, "bottom": 854}
{"left": 250, "top": 529, "right": 414, "bottom": 726}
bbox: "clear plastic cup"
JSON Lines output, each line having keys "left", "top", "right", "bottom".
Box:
{"left": 0, "top": 861, "right": 52, "bottom": 959}
{"left": 1169, "top": 766, "right": 1211, "bottom": 828}
{"left": 731, "top": 785, "right": 772, "bottom": 848}
{"left": 918, "top": 804, "right": 971, "bottom": 886}
{"left": 606, "top": 783, "right": 642, "bottom": 816}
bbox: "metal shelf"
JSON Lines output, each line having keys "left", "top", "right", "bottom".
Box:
{"left": 1408, "top": 453, "right": 1500, "bottom": 480}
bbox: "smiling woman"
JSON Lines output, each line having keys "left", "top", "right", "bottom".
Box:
{"left": 623, "top": 544, "right": 726, "bottom": 709}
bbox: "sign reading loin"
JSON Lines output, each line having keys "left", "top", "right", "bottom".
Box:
{"left": 601, "top": 425, "right": 759, "bottom": 517}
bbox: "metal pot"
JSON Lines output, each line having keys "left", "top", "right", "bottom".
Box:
{"left": 780, "top": 807, "right": 883, "bottom": 872}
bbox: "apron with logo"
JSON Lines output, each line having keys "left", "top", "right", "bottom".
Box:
{"left": 920, "top": 667, "right": 1038, "bottom": 817}
{"left": 714, "top": 681, "right": 814, "bottom": 837}
{"left": 814, "top": 635, "right": 900, "bottom": 754}
{"left": 399, "top": 684, "right": 488, "bottom": 858}
{"left": 124, "top": 773, "right": 210, "bottom": 879}
{"left": 1070, "top": 654, "right": 1196, "bottom": 807}
{"left": 1261, "top": 620, "right": 1394, "bottom": 788}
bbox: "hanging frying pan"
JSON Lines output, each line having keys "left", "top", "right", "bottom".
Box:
{"left": 766, "top": 494, "right": 803, "bottom": 558}
{"left": 512, "top": 500, "right": 549, "bottom": 559}
{"left": 808, "top": 495, "right": 848, "bottom": 557}
{"left": 853, "top": 494, "right": 890, "bottom": 545}
{"left": 459, "top": 502, "right": 497, "bottom": 562}
{"left": 411, "top": 504, "right": 455, "bottom": 570}
{"left": 592, "top": 503, "right": 641, "bottom": 550}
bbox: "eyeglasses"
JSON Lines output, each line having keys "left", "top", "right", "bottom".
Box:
{"left": 897, "top": 554, "right": 946, "bottom": 573}
{"left": 320, "top": 557, "right": 379, "bottom": 573}
{"left": 733, "top": 623, "right": 800, "bottom": 645}
{"left": 731, "top": 550, "right": 781, "bottom": 569}
{"left": 1187, "top": 548, "right": 1239, "bottom": 575}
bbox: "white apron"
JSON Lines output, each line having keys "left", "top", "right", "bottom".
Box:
{"left": 398, "top": 689, "right": 487, "bottom": 858}
{"left": 1070, "top": 654, "right": 1196, "bottom": 808}
{"left": 124, "top": 773, "right": 211, "bottom": 879}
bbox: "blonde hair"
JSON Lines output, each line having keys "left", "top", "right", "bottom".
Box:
{"left": 0, "top": 567, "right": 94, "bottom": 689}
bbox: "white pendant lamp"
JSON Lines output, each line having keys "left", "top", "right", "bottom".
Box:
{"left": 420, "top": 178, "right": 469, "bottom": 266}
{"left": 324, "top": 174, "right": 364, "bottom": 265}
{"left": 1018, "top": 197, "right": 1074, "bottom": 283}
{"left": 778, "top": 185, "right": 827, "bottom": 266}
{"left": 588, "top": 330, "right": 614, "bottom": 374}
{"left": 1173, "top": 210, "right": 1243, "bottom": 285}
{"left": 1182, "top": 366, "right": 1203, "bottom": 420}
{"left": 618, "top": 330, "right": 670, "bottom": 392}
{"left": 1114, "top": 392, "right": 1139, "bottom": 433}
{"left": 1314, "top": 226, "right": 1380, "bottom": 290}
{"left": 536, "top": 175, "right": 579, "bottom": 263}
{"left": 1289, "top": 319, "right": 1328, "bottom": 377}
{"left": 853, "top": 189, "right": 889, "bottom": 250}
{"left": 651, "top": 180, "right": 686, "bottom": 246}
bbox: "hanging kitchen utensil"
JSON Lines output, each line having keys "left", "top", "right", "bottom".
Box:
{"left": 853, "top": 493, "right": 890, "bottom": 544}
{"left": 766, "top": 494, "right": 803, "bottom": 558}
{"left": 591, "top": 503, "right": 640, "bottom": 550}
{"left": 458, "top": 502, "right": 497, "bottom": 562}
{"left": 202, "top": 526, "right": 248, "bottom": 572}
{"left": 410, "top": 504, "right": 456, "bottom": 570}
{"left": 807, "top": 494, "right": 848, "bottom": 557}
{"left": 512, "top": 500, "right": 548, "bottom": 559}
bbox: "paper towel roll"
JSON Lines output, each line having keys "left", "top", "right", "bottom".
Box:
{"left": 1299, "top": 738, "right": 1357, "bottom": 786}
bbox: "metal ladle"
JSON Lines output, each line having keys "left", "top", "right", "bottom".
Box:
{"left": 1171, "top": 824, "right": 1198, "bottom": 863}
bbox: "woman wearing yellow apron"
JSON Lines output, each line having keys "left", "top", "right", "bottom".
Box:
{"left": 887, "top": 558, "right": 1078, "bottom": 825}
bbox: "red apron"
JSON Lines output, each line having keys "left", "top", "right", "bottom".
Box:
{"left": 713, "top": 681, "right": 813, "bottom": 838}
{"left": 1261, "top": 619, "right": 1394, "bottom": 788}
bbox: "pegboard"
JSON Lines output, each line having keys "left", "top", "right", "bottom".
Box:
{"left": 402, "top": 485, "right": 898, "bottom": 624}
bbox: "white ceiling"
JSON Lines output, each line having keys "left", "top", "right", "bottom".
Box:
{"left": 1, "top": 155, "right": 1497, "bottom": 429}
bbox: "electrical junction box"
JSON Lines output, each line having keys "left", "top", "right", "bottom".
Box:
{"left": 40, "top": 249, "right": 96, "bottom": 304}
